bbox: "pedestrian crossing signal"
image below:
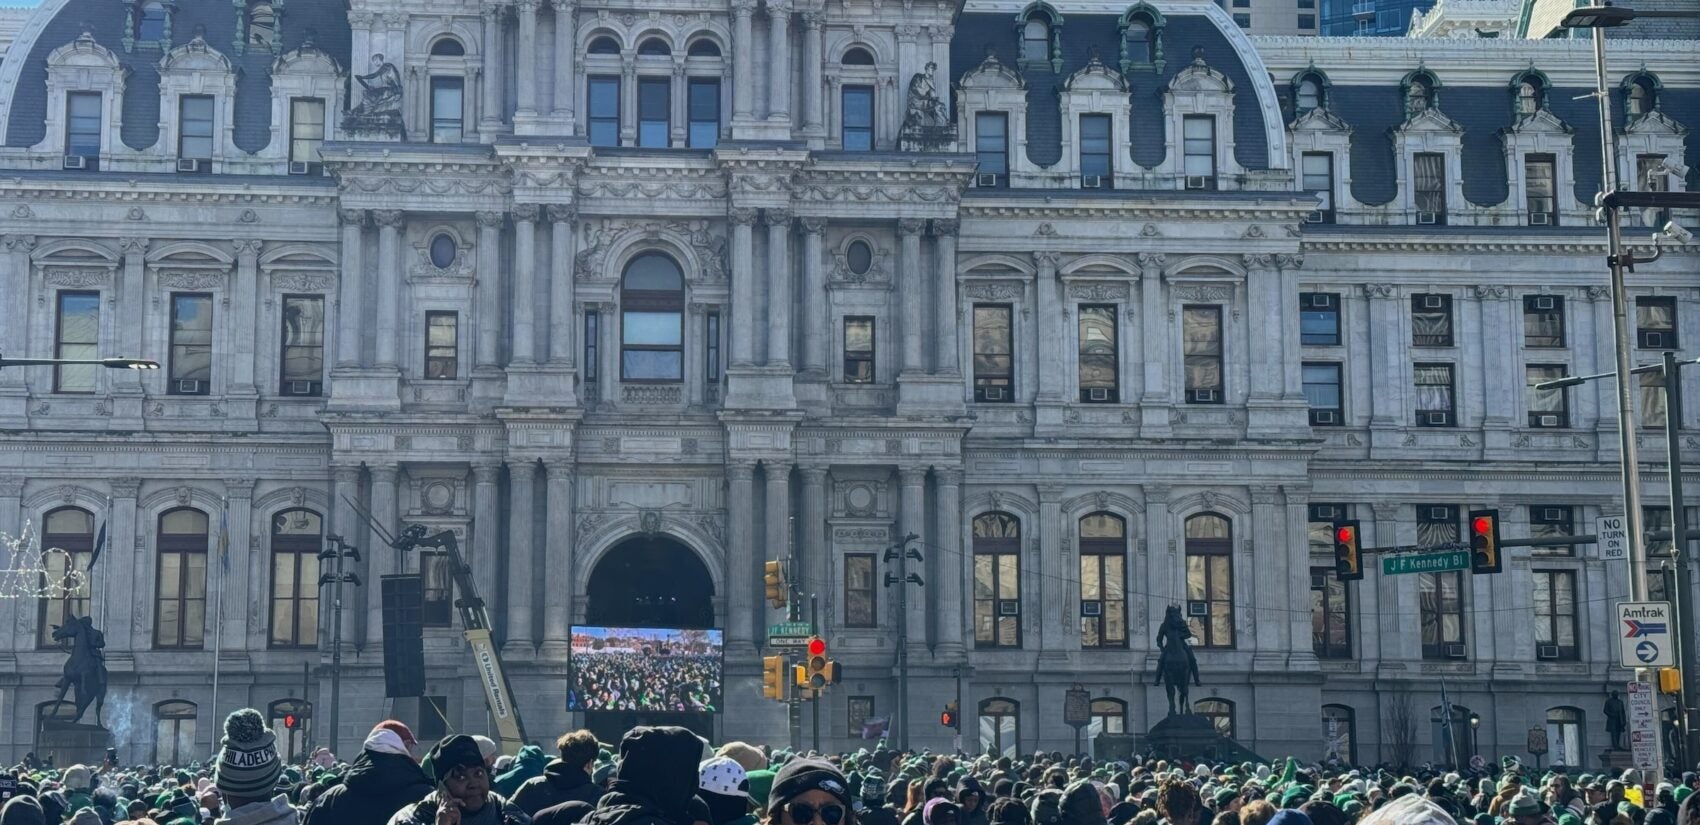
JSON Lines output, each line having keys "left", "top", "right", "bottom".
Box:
{"left": 1332, "top": 520, "right": 1363, "bottom": 581}
{"left": 941, "top": 700, "right": 960, "bottom": 730}
{"left": 1469, "top": 509, "right": 1501, "bottom": 574}
{"left": 283, "top": 713, "right": 300, "bottom": 730}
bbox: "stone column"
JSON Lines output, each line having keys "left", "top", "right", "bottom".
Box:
{"left": 598, "top": 300, "right": 618, "bottom": 403}
{"left": 619, "top": 55, "right": 638, "bottom": 144}
{"left": 1137, "top": 253, "right": 1167, "bottom": 407}
{"left": 934, "top": 467, "right": 964, "bottom": 658}
{"left": 480, "top": 2, "right": 505, "bottom": 134}
{"left": 1036, "top": 484, "right": 1067, "bottom": 655}
{"left": 1140, "top": 485, "right": 1172, "bottom": 659}
{"left": 1283, "top": 486, "right": 1319, "bottom": 669}
{"left": 330, "top": 466, "right": 361, "bottom": 653}
{"left": 1034, "top": 252, "right": 1063, "bottom": 401}
{"left": 726, "top": 461, "right": 758, "bottom": 656}
{"left": 512, "top": 204, "right": 540, "bottom": 364}
{"left": 932, "top": 220, "right": 960, "bottom": 375}
{"left": 336, "top": 211, "right": 366, "bottom": 368}
{"left": 899, "top": 467, "right": 928, "bottom": 652}
{"left": 765, "top": 0, "right": 790, "bottom": 121}
{"left": 116, "top": 238, "right": 148, "bottom": 390}
{"left": 1477, "top": 286, "right": 1514, "bottom": 427}
{"left": 0, "top": 238, "right": 33, "bottom": 389}
{"left": 547, "top": 205, "right": 577, "bottom": 366}
{"left": 729, "top": 208, "right": 758, "bottom": 367}
{"left": 765, "top": 209, "right": 792, "bottom": 368}
{"left": 1244, "top": 255, "right": 1280, "bottom": 401}
{"left": 1248, "top": 485, "right": 1287, "bottom": 661}
{"left": 731, "top": 0, "right": 756, "bottom": 122}
{"left": 230, "top": 241, "right": 261, "bottom": 393}
{"left": 515, "top": 0, "right": 539, "bottom": 116}
{"left": 372, "top": 210, "right": 403, "bottom": 369}
{"left": 105, "top": 477, "right": 141, "bottom": 652}
{"left": 800, "top": 10, "right": 823, "bottom": 134}
{"left": 0, "top": 478, "right": 21, "bottom": 650}
{"left": 799, "top": 218, "right": 828, "bottom": 377}
{"left": 505, "top": 460, "right": 537, "bottom": 656}
{"left": 551, "top": 0, "right": 575, "bottom": 123}
{"left": 222, "top": 479, "right": 255, "bottom": 650}
{"left": 764, "top": 461, "right": 792, "bottom": 627}
{"left": 1371, "top": 503, "right": 1416, "bottom": 661}
{"left": 1365, "top": 284, "right": 1403, "bottom": 426}
{"left": 1591, "top": 287, "right": 1616, "bottom": 438}
{"left": 799, "top": 466, "right": 829, "bottom": 616}
{"left": 365, "top": 465, "right": 399, "bottom": 645}
{"left": 1276, "top": 255, "right": 1306, "bottom": 401}
{"left": 470, "top": 463, "right": 502, "bottom": 615}
{"left": 476, "top": 212, "right": 505, "bottom": 370}
{"left": 898, "top": 219, "right": 926, "bottom": 375}
{"left": 542, "top": 460, "right": 574, "bottom": 655}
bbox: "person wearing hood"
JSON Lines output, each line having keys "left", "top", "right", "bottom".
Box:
{"left": 499, "top": 748, "right": 552, "bottom": 799}
{"left": 959, "top": 780, "right": 989, "bottom": 825}
{"left": 515, "top": 731, "right": 608, "bottom": 816}
{"left": 388, "top": 735, "right": 530, "bottom": 825}
{"left": 302, "top": 721, "right": 434, "bottom": 825}
{"left": 211, "top": 708, "right": 301, "bottom": 825}
{"left": 579, "top": 726, "right": 706, "bottom": 825}
{"left": 1059, "top": 782, "right": 1105, "bottom": 825}
{"left": 0, "top": 796, "right": 46, "bottom": 825}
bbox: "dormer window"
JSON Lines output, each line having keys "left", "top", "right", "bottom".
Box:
{"left": 588, "top": 36, "right": 621, "bottom": 55}
{"left": 1407, "top": 77, "right": 1432, "bottom": 116}
{"left": 1516, "top": 80, "right": 1539, "bottom": 115}
{"left": 1118, "top": 6, "right": 1163, "bottom": 73}
{"left": 65, "top": 92, "right": 102, "bottom": 169}
{"left": 1296, "top": 78, "right": 1320, "bottom": 112}
{"left": 1022, "top": 19, "right": 1049, "bottom": 62}
{"left": 1125, "top": 20, "right": 1150, "bottom": 63}
{"left": 177, "top": 95, "right": 214, "bottom": 171}
{"left": 137, "top": 1, "right": 168, "bottom": 41}
{"left": 248, "top": 2, "right": 275, "bottom": 49}
{"left": 1626, "top": 74, "right": 1657, "bottom": 118}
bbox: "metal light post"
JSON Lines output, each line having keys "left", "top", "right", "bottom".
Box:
{"left": 318, "top": 534, "right": 362, "bottom": 758}
{"left": 0, "top": 355, "right": 160, "bottom": 370}
{"left": 884, "top": 533, "right": 923, "bottom": 751}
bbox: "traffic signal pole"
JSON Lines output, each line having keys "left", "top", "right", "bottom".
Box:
{"left": 1663, "top": 350, "right": 1699, "bottom": 768}
{"left": 811, "top": 594, "right": 821, "bottom": 753}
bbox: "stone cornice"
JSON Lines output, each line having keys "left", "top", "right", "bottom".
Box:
{"left": 0, "top": 182, "right": 337, "bottom": 206}
{"left": 959, "top": 199, "right": 1315, "bottom": 222}
{"left": 1300, "top": 234, "right": 1642, "bottom": 255}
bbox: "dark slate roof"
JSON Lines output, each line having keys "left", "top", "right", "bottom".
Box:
{"left": 6, "top": 0, "right": 351, "bottom": 151}
{"left": 950, "top": 12, "right": 1270, "bottom": 172}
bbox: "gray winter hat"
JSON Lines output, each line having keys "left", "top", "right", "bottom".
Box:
{"left": 215, "top": 708, "right": 283, "bottom": 799}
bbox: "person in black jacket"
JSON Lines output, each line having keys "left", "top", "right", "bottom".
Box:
{"left": 302, "top": 721, "right": 434, "bottom": 825}
{"left": 516, "top": 730, "right": 608, "bottom": 816}
{"left": 577, "top": 726, "right": 706, "bottom": 825}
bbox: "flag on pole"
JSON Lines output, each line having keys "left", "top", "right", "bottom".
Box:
{"left": 87, "top": 519, "right": 107, "bottom": 570}
{"left": 1439, "top": 679, "right": 1457, "bottom": 765}
{"left": 861, "top": 716, "right": 890, "bottom": 740}
{"left": 218, "top": 498, "right": 230, "bottom": 572}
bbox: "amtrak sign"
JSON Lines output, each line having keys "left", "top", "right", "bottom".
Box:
{"left": 1618, "top": 602, "right": 1674, "bottom": 668}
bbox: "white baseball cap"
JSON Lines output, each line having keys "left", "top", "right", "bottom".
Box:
{"left": 701, "top": 756, "right": 751, "bottom": 798}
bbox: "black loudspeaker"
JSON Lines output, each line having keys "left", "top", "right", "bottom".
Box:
{"left": 381, "top": 574, "right": 426, "bottom": 698}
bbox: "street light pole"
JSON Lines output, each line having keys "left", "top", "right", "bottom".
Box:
{"left": 1663, "top": 350, "right": 1700, "bottom": 768}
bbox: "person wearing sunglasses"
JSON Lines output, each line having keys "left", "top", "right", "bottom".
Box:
{"left": 765, "top": 759, "right": 857, "bottom": 825}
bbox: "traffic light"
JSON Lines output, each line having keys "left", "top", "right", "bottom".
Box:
{"left": 1332, "top": 520, "right": 1363, "bottom": 581}
{"left": 283, "top": 713, "right": 300, "bottom": 730}
{"left": 764, "top": 560, "right": 788, "bottom": 609}
{"left": 805, "top": 637, "right": 838, "bottom": 688}
{"left": 1468, "top": 509, "right": 1502, "bottom": 574}
{"left": 1661, "top": 668, "right": 1683, "bottom": 695}
{"left": 941, "top": 700, "right": 960, "bottom": 730}
{"left": 762, "top": 655, "right": 787, "bottom": 701}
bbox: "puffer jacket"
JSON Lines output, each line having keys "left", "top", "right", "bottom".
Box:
{"left": 513, "top": 760, "right": 606, "bottom": 816}
{"left": 388, "top": 791, "right": 532, "bottom": 825}
{"left": 302, "top": 749, "right": 434, "bottom": 825}
{"left": 578, "top": 727, "right": 706, "bottom": 825}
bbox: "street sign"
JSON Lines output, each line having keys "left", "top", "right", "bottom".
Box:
{"left": 1627, "top": 680, "right": 1662, "bottom": 775}
{"left": 1381, "top": 550, "right": 1470, "bottom": 576}
{"left": 770, "top": 635, "right": 812, "bottom": 648}
{"left": 1597, "top": 515, "right": 1627, "bottom": 560}
{"left": 768, "top": 621, "right": 814, "bottom": 648}
{"left": 1618, "top": 602, "right": 1675, "bottom": 668}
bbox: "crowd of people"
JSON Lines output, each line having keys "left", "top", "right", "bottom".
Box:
{"left": 1, "top": 711, "right": 1692, "bottom": 825}
{"left": 567, "top": 652, "right": 722, "bottom": 713}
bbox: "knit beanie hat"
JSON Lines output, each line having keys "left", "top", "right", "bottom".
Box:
{"left": 66, "top": 807, "right": 102, "bottom": 825}
{"left": 214, "top": 708, "right": 284, "bottom": 799}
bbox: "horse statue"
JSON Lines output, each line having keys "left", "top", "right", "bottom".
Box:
{"left": 1152, "top": 605, "right": 1202, "bottom": 717}
{"left": 49, "top": 611, "right": 107, "bottom": 727}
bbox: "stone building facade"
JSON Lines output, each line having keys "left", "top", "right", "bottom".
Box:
{"left": 0, "top": 0, "right": 1695, "bottom": 767}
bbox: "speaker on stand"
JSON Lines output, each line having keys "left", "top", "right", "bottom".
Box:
{"left": 380, "top": 574, "right": 426, "bottom": 698}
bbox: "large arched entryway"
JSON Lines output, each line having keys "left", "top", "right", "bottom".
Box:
{"left": 580, "top": 534, "right": 716, "bottom": 741}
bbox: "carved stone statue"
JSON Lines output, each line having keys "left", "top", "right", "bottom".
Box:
{"left": 344, "top": 54, "right": 405, "bottom": 137}
{"left": 1153, "top": 605, "right": 1202, "bottom": 716}
{"left": 899, "top": 62, "right": 957, "bottom": 152}
{"left": 50, "top": 611, "right": 107, "bottom": 727}
{"left": 1604, "top": 690, "right": 1626, "bottom": 750}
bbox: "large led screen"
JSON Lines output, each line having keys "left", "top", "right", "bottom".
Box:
{"left": 567, "top": 626, "right": 723, "bottom": 713}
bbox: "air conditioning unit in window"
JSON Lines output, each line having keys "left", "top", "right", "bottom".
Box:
{"left": 1422, "top": 411, "right": 1452, "bottom": 426}
{"left": 1088, "top": 387, "right": 1110, "bottom": 402}
{"left": 981, "top": 387, "right": 1007, "bottom": 401}
{"left": 1542, "top": 507, "right": 1566, "bottom": 521}
{"left": 1311, "top": 409, "right": 1339, "bottom": 425}
{"left": 1537, "top": 414, "right": 1560, "bottom": 428}
{"left": 1533, "top": 296, "right": 1556, "bottom": 311}
{"left": 1536, "top": 644, "right": 1561, "bottom": 660}
{"left": 175, "top": 379, "right": 203, "bottom": 394}
{"left": 1444, "top": 643, "right": 1467, "bottom": 659}
{"left": 1081, "top": 601, "right": 1103, "bottom": 617}
{"left": 1185, "top": 175, "right": 1211, "bottom": 190}
{"left": 286, "top": 381, "right": 320, "bottom": 396}
{"left": 1310, "top": 572, "right": 1327, "bottom": 589}
{"left": 1304, "top": 210, "right": 1326, "bottom": 223}
{"left": 997, "top": 600, "right": 1020, "bottom": 616}
{"left": 1186, "top": 601, "right": 1209, "bottom": 617}
{"left": 1640, "top": 331, "right": 1669, "bottom": 349}
{"left": 976, "top": 173, "right": 1000, "bottom": 188}
{"left": 1311, "top": 294, "right": 1334, "bottom": 308}
{"left": 1190, "top": 388, "right": 1220, "bottom": 403}
{"left": 1081, "top": 174, "right": 1104, "bottom": 189}
{"left": 288, "top": 161, "right": 311, "bottom": 175}
{"left": 1417, "top": 211, "right": 1439, "bottom": 225}
{"left": 1422, "top": 294, "right": 1445, "bottom": 309}
{"left": 177, "top": 158, "right": 204, "bottom": 172}
{"left": 1427, "top": 506, "right": 1452, "bottom": 521}
{"left": 1531, "top": 212, "right": 1551, "bottom": 225}
{"left": 62, "top": 155, "right": 87, "bottom": 170}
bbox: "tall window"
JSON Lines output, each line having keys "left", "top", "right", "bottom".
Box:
{"left": 1300, "top": 292, "right": 1340, "bottom": 346}
{"left": 1311, "top": 565, "right": 1351, "bottom": 659}
{"left": 429, "top": 77, "right": 463, "bottom": 143}
{"left": 1527, "top": 364, "right": 1568, "bottom": 428}
{"left": 425, "top": 311, "right": 458, "bottom": 379}
{"left": 621, "top": 253, "right": 685, "bottom": 382}
{"left": 280, "top": 295, "right": 324, "bottom": 396}
{"left": 248, "top": 2, "right": 276, "bottom": 48}
{"left": 1194, "top": 699, "right": 1235, "bottom": 737}
{"left": 1021, "top": 18, "right": 1049, "bottom": 62}
{"left": 1641, "top": 370, "right": 1668, "bottom": 428}
{"left": 168, "top": 293, "right": 213, "bottom": 395}
{"left": 979, "top": 698, "right": 1020, "bottom": 757}
{"left": 421, "top": 551, "right": 452, "bottom": 626}
{"left": 975, "top": 113, "right": 1009, "bottom": 185}
{"left": 1414, "top": 153, "right": 1446, "bottom": 223}
{"left": 1636, "top": 297, "right": 1677, "bottom": 349}
{"left": 843, "top": 317, "right": 875, "bottom": 383}
{"left": 705, "top": 311, "right": 721, "bottom": 389}
{"left": 1533, "top": 570, "right": 1577, "bottom": 660}
{"left": 588, "top": 77, "right": 619, "bottom": 147}
{"left": 1308, "top": 503, "right": 1347, "bottom": 556}
{"left": 155, "top": 701, "right": 198, "bottom": 765}
{"left": 1523, "top": 295, "right": 1564, "bottom": 347}
{"left": 1079, "top": 114, "right": 1112, "bottom": 186}
{"left": 1547, "top": 708, "right": 1584, "bottom": 767}
{"left": 637, "top": 77, "right": 670, "bottom": 148}
{"left": 1302, "top": 152, "right": 1334, "bottom": 221}
{"left": 1088, "top": 698, "right": 1127, "bottom": 742}
{"left": 155, "top": 508, "right": 209, "bottom": 649}
{"left": 1303, "top": 363, "right": 1343, "bottom": 426}
{"left": 1183, "top": 305, "right": 1223, "bottom": 403}
{"left": 1322, "top": 705, "right": 1356, "bottom": 764}
{"left": 1525, "top": 154, "right": 1557, "bottom": 225}
{"left": 972, "top": 305, "right": 1013, "bottom": 402}
{"left": 177, "top": 95, "right": 214, "bottom": 164}
{"left": 65, "top": 92, "right": 102, "bottom": 167}
{"left": 687, "top": 79, "right": 720, "bottom": 148}
{"left": 973, "top": 513, "right": 1021, "bottom": 648}
{"left": 137, "top": 1, "right": 168, "bottom": 40}
{"left": 1414, "top": 363, "right": 1455, "bottom": 426}
{"left": 1419, "top": 570, "right": 1465, "bottom": 659}
{"left": 841, "top": 85, "right": 874, "bottom": 151}
{"left": 268, "top": 509, "right": 321, "bottom": 649}
{"left": 289, "top": 98, "right": 325, "bottom": 168}
{"left": 1411, "top": 294, "right": 1453, "bottom": 346}
{"left": 1182, "top": 116, "right": 1216, "bottom": 188}
{"left": 1078, "top": 513, "right": 1126, "bottom": 648}
{"left": 844, "top": 553, "right": 876, "bottom": 627}
{"left": 54, "top": 291, "right": 100, "bottom": 393}
{"left": 1124, "top": 19, "right": 1152, "bottom": 63}
{"left": 1185, "top": 513, "right": 1233, "bottom": 648}
{"left": 1529, "top": 504, "right": 1575, "bottom": 557}
{"left": 584, "top": 310, "right": 600, "bottom": 384}
{"left": 1077, "top": 305, "right": 1118, "bottom": 402}
{"left": 38, "top": 507, "right": 94, "bottom": 649}
{"left": 1296, "top": 78, "right": 1321, "bottom": 112}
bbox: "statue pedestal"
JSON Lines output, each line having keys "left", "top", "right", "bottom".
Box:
{"left": 1598, "top": 748, "right": 1634, "bottom": 771}
{"left": 1140, "top": 713, "right": 1265, "bottom": 764}
{"left": 37, "top": 719, "right": 112, "bottom": 767}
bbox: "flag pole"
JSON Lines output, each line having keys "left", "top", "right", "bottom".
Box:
{"left": 211, "top": 496, "right": 228, "bottom": 728}
{"left": 96, "top": 493, "right": 110, "bottom": 625}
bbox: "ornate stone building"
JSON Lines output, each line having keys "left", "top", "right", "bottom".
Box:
{"left": 0, "top": 0, "right": 1695, "bottom": 766}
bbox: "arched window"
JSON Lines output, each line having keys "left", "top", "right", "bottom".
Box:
{"left": 1296, "top": 77, "right": 1321, "bottom": 112}
{"left": 1184, "top": 513, "right": 1234, "bottom": 648}
{"left": 1322, "top": 704, "right": 1356, "bottom": 765}
{"left": 155, "top": 700, "right": 198, "bottom": 764}
{"left": 1088, "top": 697, "right": 1126, "bottom": 743}
{"left": 687, "top": 38, "right": 721, "bottom": 57}
{"left": 155, "top": 507, "right": 209, "bottom": 649}
{"left": 973, "top": 513, "right": 1021, "bottom": 648}
{"left": 1078, "top": 512, "right": 1126, "bottom": 648}
{"left": 637, "top": 37, "right": 671, "bottom": 56}
{"left": 1546, "top": 707, "right": 1583, "bottom": 767}
{"left": 268, "top": 698, "right": 311, "bottom": 762}
{"left": 1195, "top": 698, "right": 1235, "bottom": 738}
{"left": 1406, "top": 74, "right": 1434, "bottom": 117}
{"left": 430, "top": 37, "right": 466, "bottom": 57}
{"left": 1124, "top": 19, "right": 1151, "bottom": 64}
{"left": 979, "top": 698, "right": 1020, "bottom": 756}
{"left": 137, "top": 1, "right": 168, "bottom": 41}
{"left": 248, "top": 2, "right": 276, "bottom": 48}
{"left": 1021, "top": 18, "right": 1050, "bottom": 63}
{"left": 1627, "top": 75, "right": 1657, "bottom": 117}
{"left": 1515, "top": 78, "right": 1541, "bottom": 115}
{"left": 620, "top": 253, "right": 685, "bottom": 383}
{"left": 38, "top": 506, "right": 95, "bottom": 649}
{"left": 269, "top": 509, "right": 321, "bottom": 649}
{"left": 842, "top": 47, "right": 876, "bottom": 66}
{"left": 587, "top": 36, "right": 621, "bottom": 55}
{"left": 1430, "top": 704, "right": 1476, "bottom": 766}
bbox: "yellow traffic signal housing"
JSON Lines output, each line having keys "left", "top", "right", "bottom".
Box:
{"left": 762, "top": 656, "right": 787, "bottom": 701}
{"left": 806, "top": 637, "right": 831, "bottom": 688}
{"left": 1333, "top": 520, "right": 1363, "bottom": 581}
{"left": 1469, "top": 509, "right": 1502, "bottom": 575}
{"left": 793, "top": 664, "right": 809, "bottom": 687}
{"left": 764, "top": 560, "right": 788, "bottom": 609}
{"left": 1661, "top": 668, "right": 1683, "bottom": 694}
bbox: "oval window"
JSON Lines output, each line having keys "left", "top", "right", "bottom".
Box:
{"left": 846, "top": 240, "right": 873, "bottom": 275}
{"left": 429, "top": 234, "right": 458, "bottom": 268}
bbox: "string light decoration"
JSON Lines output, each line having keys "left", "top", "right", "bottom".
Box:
{"left": 0, "top": 521, "right": 87, "bottom": 600}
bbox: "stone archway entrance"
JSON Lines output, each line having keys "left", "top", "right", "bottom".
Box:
{"left": 581, "top": 534, "right": 716, "bottom": 741}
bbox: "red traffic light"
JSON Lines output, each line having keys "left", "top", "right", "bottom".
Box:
{"left": 1335, "top": 525, "right": 1356, "bottom": 543}
{"left": 941, "top": 710, "right": 955, "bottom": 727}
{"left": 1471, "top": 516, "right": 1493, "bottom": 535}
{"left": 807, "top": 637, "right": 826, "bottom": 657}
{"left": 283, "top": 714, "right": 298, "bottom": 729}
